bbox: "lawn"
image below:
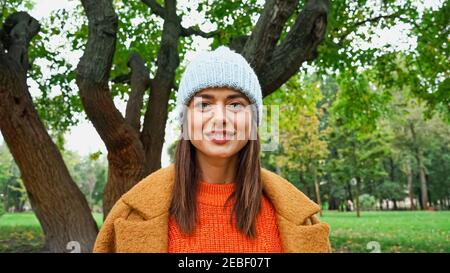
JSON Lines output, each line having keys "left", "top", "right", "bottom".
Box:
{"left": 0, "top": 212, "right": 103, "bottom": 253}
{"left": 0, "top": 211, "right": 449, "bottom": 252}
{"left": 320, "top": 210, "right": 450, "bottom": 253}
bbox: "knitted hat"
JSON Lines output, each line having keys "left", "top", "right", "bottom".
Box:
{"left": 175, "top": 46, "right": 263, "bottom": 127}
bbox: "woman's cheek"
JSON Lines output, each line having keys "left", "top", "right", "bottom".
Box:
{"left": 235, "top": 111, "right": 251, "bottom": 140}
{"left": 187, "top": 110, "right": 204, "bottom": 141}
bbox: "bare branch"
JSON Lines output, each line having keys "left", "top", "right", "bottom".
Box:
{"left": 141, "top": 0, "right": 166, "bottom": 18}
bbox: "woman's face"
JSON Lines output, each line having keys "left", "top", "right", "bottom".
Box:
{"left": 186, "top": 88, "right": 254, "bottom": 159}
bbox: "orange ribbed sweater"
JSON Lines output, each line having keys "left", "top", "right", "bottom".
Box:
{"left": 168, "top": 181, "right": 283, "bottom": 253}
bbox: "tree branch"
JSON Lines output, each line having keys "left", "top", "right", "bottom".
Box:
{"left": 125, "top": 52, "right": 150, "bottom": 132}
{"left": 337, "top": 11, "right": 401, "bottom": 45}
{"left": 258, "top": 0, "right": 329, "bottom": 97}
{"left": 0, "top": 29, "right": 5, "bottom": 52}
{"left": 76, "top": 0, "right": 144, "bottom": 155}
{"left": 141, "top": 0, "right": 181, "bottom": 173}
{"left": 229, "top": 35, "right": 249, "bottom": 53}
{"left": 2, "top": 12, "right": 40, "bottom": 73}
{"left": 141, "top": 0, "right": 166, "bottom": 18}
{"left": 77, "top": 0, "right": 147, "bottom": 216}
{"left": 180, "top": 25, "right": 218, "bottom": 38}
{"left": 241, "top": 0, "right": 299, "bottom": 73}
{"left": 111, "top": 73, "right": 131, "bottom": 84}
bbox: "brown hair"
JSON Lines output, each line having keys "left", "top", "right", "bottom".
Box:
{"left": 169, "top": 133, "right": 263, "bottom": 238}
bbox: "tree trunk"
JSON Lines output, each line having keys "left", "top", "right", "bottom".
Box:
{"left": 312, "top": 165, "right": 322, "bottom": 216}
{"left": 0, "top": 46, "right": 98, "bottom": 252}
{"left": 409, "top": 121, "right": 429, "bottom": 210}
{"left": 346, "top": 181, "right": 352, "bottom": 201}
{"left": 406, "top": 159, "right": 416, "bottom": 210}
{"left": 299, "top": 171, "right": 307, "bottom": 195}
{"left": 355, "top": 176, "right": 361, "bottom": 217}
{"left": 388, "top": 156, "right": 395, "bottom": 182}
{"left": 76, "top": 0, "right": 148, "bottom": 217}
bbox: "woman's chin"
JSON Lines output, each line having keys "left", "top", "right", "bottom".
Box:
{"left": 203, "top": 148, "right": 236, "bottom": 159}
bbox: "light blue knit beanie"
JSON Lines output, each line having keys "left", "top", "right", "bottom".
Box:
{"left": 176, "top": 46, "right": 263, "bottom": 127}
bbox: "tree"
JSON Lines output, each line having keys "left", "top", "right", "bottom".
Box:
{"left": 326, "top": 70, "right": 391, "bottom": 217}
{"left": 386, "top": 88, "right": 450, "bottom": 210}
{"left": 0, "top": 10, "right": 99, "bottom": 251}
{"left": 1, "top": 0, "right": 329, "bottom": 251}
{"left": 1, "top": 0, "right": 447, "bottom": 251}
{"left": 263, "top": 74, "right": 330, "bottom": 215}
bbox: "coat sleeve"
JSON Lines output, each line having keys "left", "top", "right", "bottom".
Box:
{"left": 93, "top": 199, "right": 131, "bottom": 253}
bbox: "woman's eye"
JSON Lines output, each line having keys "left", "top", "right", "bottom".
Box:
{"left": 228, "top": 102, "right": 244, "bottom": 110}
{"left": 195, "top": 102, "right": 211, "bottom": 110}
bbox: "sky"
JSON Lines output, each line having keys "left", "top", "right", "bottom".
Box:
{"left": 0, "top": 0, "right": 443, "bottom": 168}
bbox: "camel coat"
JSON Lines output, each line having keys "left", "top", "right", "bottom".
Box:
{"left": 93, "top": 164, "right": 331, "bottom": 253}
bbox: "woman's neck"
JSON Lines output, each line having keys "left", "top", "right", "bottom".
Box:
{"left": 196, "top": 152, "right": 238, "bottom": 184}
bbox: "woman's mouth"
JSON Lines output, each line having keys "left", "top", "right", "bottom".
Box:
{"left": 205, "top": 131, "right": 235, "bottom": 144}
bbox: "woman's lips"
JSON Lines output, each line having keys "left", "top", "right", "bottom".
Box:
{"left": 212, "top": 138, "right": 229, "bottom": 144}
{"left": 205, "top": 131, "right": 235, "bottom": 144}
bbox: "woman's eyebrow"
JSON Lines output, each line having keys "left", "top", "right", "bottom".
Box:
{"left": 195, "top": 93, "right": 248, "bottom": 101}
{"left": 226, "top": 94, "right": 248, "bottom": 101}
{"left": 195, "top": 94, "right": 215, "bottom": 100}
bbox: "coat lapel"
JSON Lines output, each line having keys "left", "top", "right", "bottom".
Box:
{"left": 120, "top": 164, "right": 330, "bottom": 253}
{"left": 260, "top": 168, "right": 331, "bottom": 252}
{"left": 118, "top": 164, "right": 175, "bottom": 252}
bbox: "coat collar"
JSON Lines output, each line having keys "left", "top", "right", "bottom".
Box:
{"left": 121, "top": 163, "right": 320, "bottom": 225}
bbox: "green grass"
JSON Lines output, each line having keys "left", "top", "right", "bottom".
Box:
{"left": 319, "top": 210, "right": 450, "bottom": 253}
{"left": 0, "top": 212, "right": 103, "bottom": 253}
{"left": 0, "top": 212, "right": 44, "bottom": 252}
{"left": 0, "top": 211, "right": 449, "bottom": 252}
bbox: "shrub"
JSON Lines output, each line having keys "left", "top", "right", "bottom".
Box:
{"left": 359, "top": 194, "right": 377, "bottom": 211}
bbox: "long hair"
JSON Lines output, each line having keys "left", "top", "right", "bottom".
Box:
{"left": 170, "top": 132, "right": 263, "bottom": 238}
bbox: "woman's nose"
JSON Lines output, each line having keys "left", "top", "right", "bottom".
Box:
{"left": 211, "top": 104, "right": 228, "bottom": 126}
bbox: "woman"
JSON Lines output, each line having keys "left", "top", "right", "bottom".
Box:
{"left": 93, "top": 46, "right": 331, "bottom": 253}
